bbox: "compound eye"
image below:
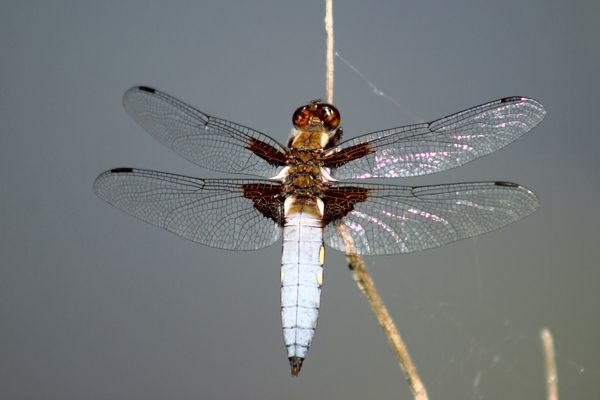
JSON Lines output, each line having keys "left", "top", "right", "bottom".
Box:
{"left": 320, "top": 105, "right": 340, "bottom": 130}
{"left": 292, "top": 105, "right": 311, "bottom": 128}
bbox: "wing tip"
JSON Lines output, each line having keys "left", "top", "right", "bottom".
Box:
{"left": 500, "top": 96, "right": 546, "bottom": 118}
{"left": 123, "top": 86, "right": 158, "bottom": 116}
{"left": 123, "top": 85, "right": 156, "bottom": 100}
{"left": 500, "top": 95, "right": 538, "bottom": 104}
{"left": 495, "top": 181, "right": 540, "bottom": 210}
{"left": 93, "top": 168, "right": 134, "bottom": 196}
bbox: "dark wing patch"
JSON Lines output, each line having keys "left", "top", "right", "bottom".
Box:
{"left": 247, "top": 138, "right": 288, "bottom": 167}
{"left": 242, "top": 182, "right": 284, "bottom": 225}
{"left": 321, "top": 142, "right": 373, "bottom": 169}
{"left": 322, "top": 185, "right": 370, "bottom": 225}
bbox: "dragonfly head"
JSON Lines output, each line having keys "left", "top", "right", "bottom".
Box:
{"left": 292, "top": 100, "right": 340, "bottom": 133}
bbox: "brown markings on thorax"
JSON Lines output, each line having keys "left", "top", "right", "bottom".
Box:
{"left": 282, "top": 163, "right": 325, "bottom": 197}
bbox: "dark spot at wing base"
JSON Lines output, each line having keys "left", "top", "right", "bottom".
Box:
{"left": 247, "top": 138, "right": 288, "bottom": 167}
{"left": 495, "top": 181, "right": 519, "bottom": 187}
{"left": 322, "top": 142, "right": 374, "bottom": 169}
{"left": 137, "top": 86, "right": 156, "bottom": 93}
{"left": 110, "top": 167, "right": 134, "bottom": 173}
{"left": 242, "top": 183, "right": 284, "bottom": 225}
{"left": 322, "top": 186, "right": 370, "bottom": 225}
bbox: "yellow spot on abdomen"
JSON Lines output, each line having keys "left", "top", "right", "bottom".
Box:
{"left": 319, "top": 244, "right": 325, "bottom": 266}
{"left": 316, "top": 269, "right": 323, "bottom": 286}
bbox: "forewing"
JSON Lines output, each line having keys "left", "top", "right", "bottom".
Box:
{"left": 324, "top": 97, "right": 545, "bottom": 179}
{"left": 94, "top": 168, "right": 283, "bottom": 250}
{"left": 323, "top": 181, "right": 538, "bottom": 255}
{"left": 123, "top": 86, "right": 288, "bottom": 177}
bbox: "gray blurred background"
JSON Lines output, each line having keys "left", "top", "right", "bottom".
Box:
{"left": 1, "top": 1, "right": 599, "bottom": 399}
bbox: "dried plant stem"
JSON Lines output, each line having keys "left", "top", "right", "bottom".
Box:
{"left": 541, "top": 328, "right": 559, "bottom": 400}
{"left": 337, "top": 225, "right": 429, "bottom": 400}
{"left": 324, "top": 0, "right": 334, "bottom": 103}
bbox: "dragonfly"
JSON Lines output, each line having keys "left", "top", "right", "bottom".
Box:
{"left": 94, "top": 86, "right": 545, "bottom": 376}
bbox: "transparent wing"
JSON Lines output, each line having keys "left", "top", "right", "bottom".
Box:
{"left": 123, "top": 86, "right": 288, "bottom": 177}
{"left": 94, "top": 168, "right": 283, "bottom": 250}
{"left": 324, "top": 97, "right": 545, "bottom": 179}
{"left": 323, "top": 181, "right": 538, "bottom": 255}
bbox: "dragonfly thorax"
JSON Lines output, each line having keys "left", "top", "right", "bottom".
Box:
{"left": 289, "top": 129, "right": 331, "bottom": 150}
{"left": 282, "top": 165, "right": 326, "bottom": 197}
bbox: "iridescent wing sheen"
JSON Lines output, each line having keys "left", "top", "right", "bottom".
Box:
{"left": 323, "top": 97, "right": 545, "bottom": 179}
{"left": 123, "top": 86, "right": 288, "bottom": 177}
{"left": 94, "top": 168, "right": 283, "bottom": 250}
{"left": 323, "top": 181, "right": 538, "bottom": 255}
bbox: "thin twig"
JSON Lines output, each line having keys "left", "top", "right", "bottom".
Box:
{"left": 324, "top": 0, "right": 334, "bottom": 103}
{"left": 336, "top": 225, "right": 429, "bottom": 400}
{"left": 541, "top": 328, "right": 559, "bottom": 400}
